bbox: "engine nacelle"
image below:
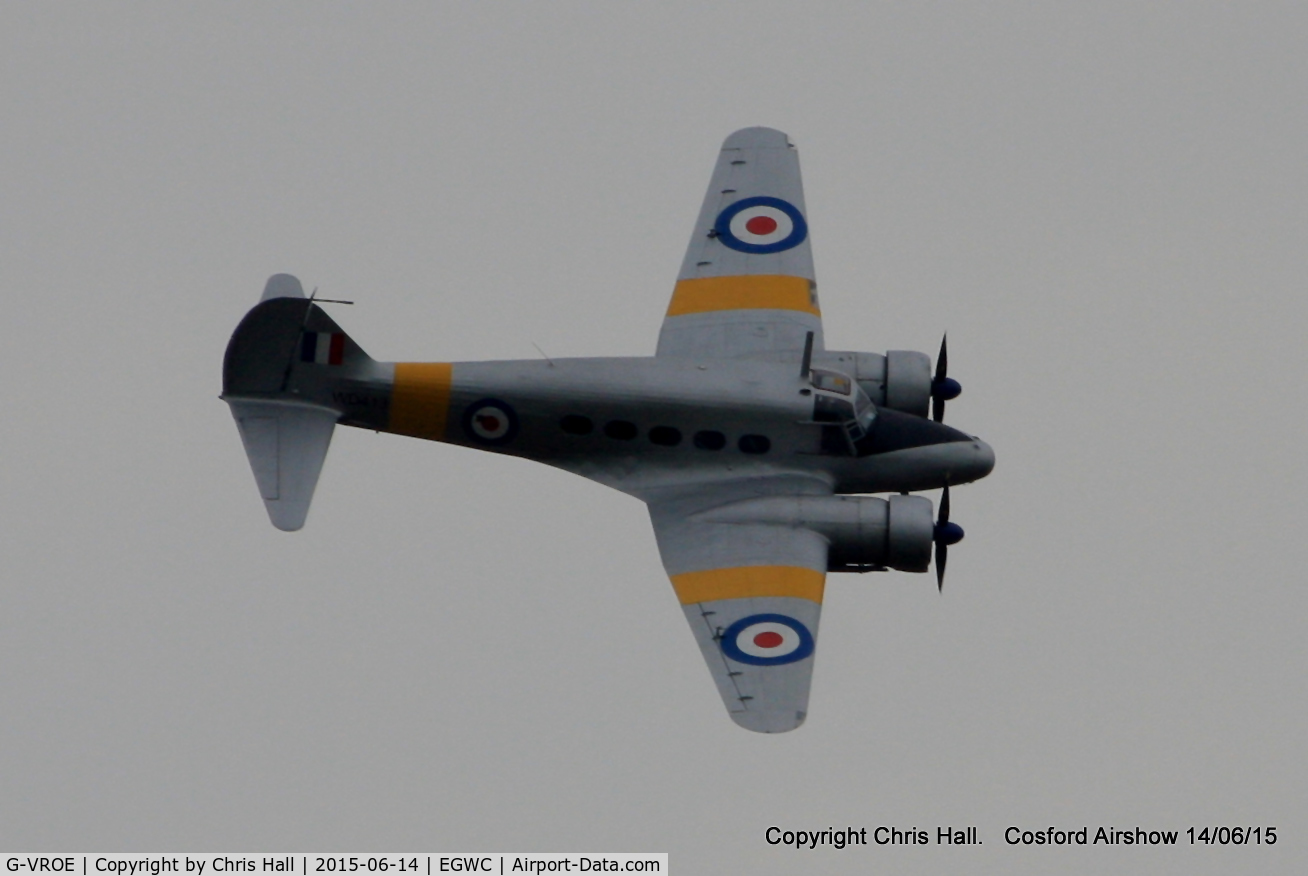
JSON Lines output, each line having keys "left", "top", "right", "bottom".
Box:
{"left": 695, "top": 494, "right": 935, "bottom": 573}
{"left": 815, "top": 350, "right": 933, "bottom": 418}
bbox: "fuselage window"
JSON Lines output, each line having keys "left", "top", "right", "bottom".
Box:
{"left": 649, "top": 426, "right": 682, "bottom": 446}
{"left": 738, "top": 434, "right": 771, "bottom": 454}
{"left": 604, "top": 420, "right": 638, "bottom": 440}
{"left": 693, "top": 430, "right": 726, "bottom": 450}
{"left": 560, "top": 414, "right": 594, "bottom": 435}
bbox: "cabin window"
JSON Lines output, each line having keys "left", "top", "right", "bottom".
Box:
{"left": 604, "top": 420, "right": 638, "bottom": 440}
{"left": 560, "top": 415, "right": 594, "bottom": 435}
{"left": 693, "top": 430, "right": 726, "bottom": 450}
{"left": 649, "top": 426, "right": 682, "bottom": 446}
{"left": 738, "top": 434, "right": 771, "bottom": 454}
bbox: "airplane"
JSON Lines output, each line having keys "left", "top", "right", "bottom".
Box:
{"left": 221, "top": 127, "right": 995, "bottom": 733}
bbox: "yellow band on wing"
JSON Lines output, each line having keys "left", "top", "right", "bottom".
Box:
{"left": 670, "top": 565, "right": 825, "bottom": 605}
{"left": 390, "top": 362, "right": 453, "bottom": 441}
{"left": 665, "top": 275, "right": 820, "bottom": 317}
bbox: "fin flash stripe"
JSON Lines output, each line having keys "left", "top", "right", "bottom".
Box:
{"left": 301, "top": 331, "right": 345, "bottom": 365}
{"left": 390, "top": 362, "right": 454, "bottom": 441}
{"left": 666, "top": 275, "right": 820, "bottom": 317}
{"left": 670, "top": 565, "right": 825, "bottom": 605}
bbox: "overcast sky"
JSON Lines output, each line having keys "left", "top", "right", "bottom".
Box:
{"left": 2, "top": 4, "right": 1305, "bottom": 873}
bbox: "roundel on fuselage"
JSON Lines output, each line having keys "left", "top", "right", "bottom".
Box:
{"left": 714, "top": 196, "right": 808, "bottom": 254}
{"left": 462, "top": 398, "right": 519, "bottom": 445}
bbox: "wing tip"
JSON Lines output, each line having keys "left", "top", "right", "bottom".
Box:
{"left": 730, "top": 708, "right": 807, "bottom": 734}
{"left": 722, "top": 127, "right": 792, "bottom": 150}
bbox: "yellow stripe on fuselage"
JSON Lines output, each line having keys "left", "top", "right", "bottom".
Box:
{"left": 669, "top": 565, "right": 825, "bottom": 605}
{"left": 389, "top": 362, "right": 453, "bottom": 441}
{"left": 665, "top": 275, "right": 820, "bottom": 317}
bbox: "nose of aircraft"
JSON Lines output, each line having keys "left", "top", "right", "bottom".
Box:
{"left": 853, "top": 409, "right": 995, "bottom": 484}
{"left": 857, "top": 408, "right": 974, "bottom": 455}
{"left": 970, "top": 438, "right": 996, "bottom": 481}
{"left": 936, "top": 433, "right": 995, "bottom": 486}
{"left": 937, "top": 435, "right": 994, "bottom": 489}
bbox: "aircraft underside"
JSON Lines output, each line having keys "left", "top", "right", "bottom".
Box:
{"left": 221, "top": 127, "right": 995, "bottom": 732}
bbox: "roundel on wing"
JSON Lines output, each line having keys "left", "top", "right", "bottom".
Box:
{"left": 462, "top": 398, "right": 519, "bottom": 445}
{"left": 719, "top": 613, "right": 815, "bottom": 666}
{"left": 713, "top": 196, "right": 808, "bottom": 254}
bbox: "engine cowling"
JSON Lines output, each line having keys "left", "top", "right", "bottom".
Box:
{"left": 695, "top": 494, "right": 935, "bottom": 573}
{"left": 815, "top": 350, "right": 933, "bottom": 418}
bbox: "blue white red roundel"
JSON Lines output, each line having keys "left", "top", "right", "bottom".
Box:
{"left": 720, "top": 613, "right": 815, "bottom": 666}
{"left": 462, "top": 398, "right": 518, "bottom": 445}
{"left": 714, "top": 196, "right": 808, "bottom": 254}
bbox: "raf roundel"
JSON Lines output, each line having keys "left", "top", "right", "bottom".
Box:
{"left": 719, "top": 613, "right": 815, "bottom": 666}
{"left": 714, "top": 196, "right": 808, "bottom": 254}
{"left": 462, "top": 398, "right": 519, "bottom": 445}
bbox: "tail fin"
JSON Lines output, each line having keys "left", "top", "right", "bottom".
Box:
{"left": 222, "top": 274, "right": 374, "bottom": 531}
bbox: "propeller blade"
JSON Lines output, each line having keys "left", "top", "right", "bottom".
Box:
{"left": 933, "top": 485, "right": 963, "bottom": 592}
{"left": 929, "top": 334, "right": 960, "bottom": 423}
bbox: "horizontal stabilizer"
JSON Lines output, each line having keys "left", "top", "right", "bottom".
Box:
{"left": 227, "top": 399, "right": 338, "bottom": 531}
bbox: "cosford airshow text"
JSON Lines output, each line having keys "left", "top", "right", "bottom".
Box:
{"left": 1005, "top": 826, "right": 1178, "bottom": 845}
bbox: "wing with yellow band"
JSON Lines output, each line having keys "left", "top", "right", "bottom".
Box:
{"left": 657, "top": 127, "right": 823, "bottom": 359}
{"left": 650, "top": 499, "right": 830, "bottom": 733}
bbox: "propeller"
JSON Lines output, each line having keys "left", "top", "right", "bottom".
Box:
{"left": 933, "top": 484, "right": 965, "bottom": 592}
{"left": 931, "top": 334, "right": 962, "bottom": 423}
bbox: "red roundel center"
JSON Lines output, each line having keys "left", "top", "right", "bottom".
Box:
{"left": 753, "top": 631, "right": 784, "bottom": 649}
{"left": 476, "top": 414, "right": 501, "bottom": 431}
{"left": 744, "top": 215, "right": 779, "bottom": 236}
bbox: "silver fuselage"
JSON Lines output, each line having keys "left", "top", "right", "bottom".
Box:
{"left": 322, "top": 356, "right": 994, "bottom": 501}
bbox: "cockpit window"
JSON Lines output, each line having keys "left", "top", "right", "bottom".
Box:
{"left": 813, "top": 394, "right": 855, "bottom": 423}
{"left": 853, "top": 386, "right": 876, "bottom": 432}
{"left": 814, "top": 383, "right": 878, "bottom": 456}
{"left": 809, "top": 369, "right": 851, "bottom": 395}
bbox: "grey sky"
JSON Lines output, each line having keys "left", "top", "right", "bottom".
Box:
{"left": 2, "top": 4, "right": 1305, "bottom": 872}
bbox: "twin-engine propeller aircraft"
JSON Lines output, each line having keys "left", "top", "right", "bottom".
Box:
{"left": 222, "top": 127, "right": 994, "bottom": 733}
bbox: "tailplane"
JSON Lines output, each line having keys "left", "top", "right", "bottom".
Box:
{"left": 227, "top": 399, "right": 338, "bottom": 531}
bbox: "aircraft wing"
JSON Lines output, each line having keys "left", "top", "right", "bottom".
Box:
{"left": 657, "top": 127, "right": 823, "bottom": 360}
{"left": 648, "top": 480, "right": 830, "bottom": 733}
